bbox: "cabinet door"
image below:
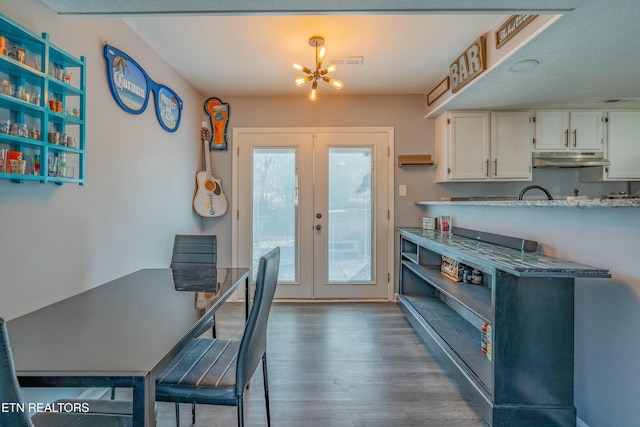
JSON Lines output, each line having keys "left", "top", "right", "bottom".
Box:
{"left": 449, "top": 112, "right": 490, "bottom": 180}
{"left": 605, "top": 111, "right": 640, "bottom": 179}
{"left": 570, "top": 110, "right": 604, "bottom": 151}
{"left": 534, "top": 111, "right": 569, "bottom": 151}
{"left": 491, "top": 112, "right": 532, "bottom": 180}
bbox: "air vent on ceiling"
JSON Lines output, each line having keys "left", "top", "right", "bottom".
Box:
{"left": 329, "top": 56, "right": 364, "bottom": 66}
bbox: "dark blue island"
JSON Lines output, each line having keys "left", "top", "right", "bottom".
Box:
{"left": 397, "top": 227, "right": 610, "bottom": 427}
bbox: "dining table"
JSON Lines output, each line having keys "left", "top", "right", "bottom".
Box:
{"left": 6, "top": 267, "right": 250, "bottom": 427}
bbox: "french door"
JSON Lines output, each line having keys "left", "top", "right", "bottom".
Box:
{"left": 233, "top": 128, "right": 393, "bottom": 299}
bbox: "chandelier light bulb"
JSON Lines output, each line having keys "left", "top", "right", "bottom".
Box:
{"left": 292, "top": 63, "right": 312, "bottom": 74}
{"left": 295, "top": 76, "right": 312, "bottom": 87}
{"left": 321, "top": 64, "right": 337, "bottom": 75}
{"left": 309, "top": 80, "right": 318, "bottom": 101}
{"left": 323, "top": 76, "right": 344, "bottom": 90}
{"left": 317, "top": 46, "right": 326, "bottom": 63}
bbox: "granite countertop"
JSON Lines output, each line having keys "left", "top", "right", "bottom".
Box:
{"left": 398, "top": 227, "right": 611, "bottom": 278}
{"left": 416, "top": 198, "right": 640, "bottom": 208}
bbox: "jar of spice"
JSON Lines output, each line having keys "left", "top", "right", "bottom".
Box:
{"left": 462, "top": 266, "right": 473, "bottom": 284}
{"left": 471, "top": 269, "right": 483, "bottom": 285}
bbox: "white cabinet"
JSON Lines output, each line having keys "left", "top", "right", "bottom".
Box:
{"left": 580, "top": 110, "right": 640, "bottom": 181}
{"left": 435, "top": 111, "right": 489, "bottom": 181}
{"left": 534, "top": 110, "right": 604, "bottom": 152}
{"left": 490, "top": 111, "right": 532, "bottom": 180}
{"left": 435, "top": 111, "right": 531, "bottom": 182}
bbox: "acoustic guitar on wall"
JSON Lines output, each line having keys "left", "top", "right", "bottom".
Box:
{"left": 193, "top": 126, "right": 228, "bottom": 217}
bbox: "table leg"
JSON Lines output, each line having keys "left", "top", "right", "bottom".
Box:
{"left": 131, "top": 376, "right": 155, "bottom": 427}
{"left": 245, "top": 276, "right": 249, "bottom": 320}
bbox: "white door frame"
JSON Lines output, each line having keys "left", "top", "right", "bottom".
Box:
{"left": 231, "top": 126, "right": 395, "bottom": 301}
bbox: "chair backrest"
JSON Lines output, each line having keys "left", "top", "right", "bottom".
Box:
{"left": 170, "top": 235, "right": 217, "bottom": 269}
{"left": 235, "top": 247, "right": 280, "bottom": 393}
{"left": 0, "top": 318, "right": 34, "bottom": 427}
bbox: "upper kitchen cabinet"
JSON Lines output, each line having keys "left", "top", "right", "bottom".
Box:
{"left": 490, "top": 111, "right": 532, "bottom": 180}
{"left": 580, "top": 110, "right": 640, "bottom": 181}
{"left": 436, "top": 112, "right": 489, "bottom": 182}
{"left": 533, "top": 110, "right": 604, "bottom": 152}
{"left": 435, "top": 111, "right": 532, "bottom": 182}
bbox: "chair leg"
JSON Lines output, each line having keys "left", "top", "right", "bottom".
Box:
{"left": 212, "top": 313, "right": 217, "bottom": 338}
{"left": 192, "top": 403, "right": 196, "bottom": 424}
{"left": 262, "top": 353, "right": 271, "bottom": 427}
{"left": 237, "top": 396, "right": 244, "bottom": 427}
{"left": 110, "top": 387, "right": 116, "bottom": 400}
{"left": 174, "top": 402, "right": 180, "bottom": 427}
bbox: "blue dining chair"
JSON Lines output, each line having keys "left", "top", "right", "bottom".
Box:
{"left": 0, "top": 317, "right": 133, "bottom": 427}
{"left": 156, "top": 247, "right": 280, "bottom": 427}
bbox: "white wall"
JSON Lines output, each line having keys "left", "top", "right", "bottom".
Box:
{"left": 0, "top": 0, "right": 203, "bottom": 320}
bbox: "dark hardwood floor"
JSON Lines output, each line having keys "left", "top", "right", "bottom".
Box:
{"left": 151, "top": 302, "right": 488, "bottom": 427}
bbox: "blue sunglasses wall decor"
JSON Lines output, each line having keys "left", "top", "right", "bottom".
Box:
{"left": 103, "top": 44, "right": 183, "bottom": 132}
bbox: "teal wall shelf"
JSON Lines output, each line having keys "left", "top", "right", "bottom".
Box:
{"left": 0, "top": 13, "right": 86, "bottom": 185}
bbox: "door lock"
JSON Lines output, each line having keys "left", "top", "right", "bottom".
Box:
{"left": 316, "top": 213, "right": 322, "bottom": 219}
{"left": 315, "top": 224, "right": 322, "bottom": 231}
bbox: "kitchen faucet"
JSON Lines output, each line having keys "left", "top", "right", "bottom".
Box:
{"left": 518, "top": 185, "right": 554, "bottom": 200}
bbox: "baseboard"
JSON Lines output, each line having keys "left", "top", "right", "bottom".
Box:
{"left": 577, "top": 417, "right": 590, "bottom": 427}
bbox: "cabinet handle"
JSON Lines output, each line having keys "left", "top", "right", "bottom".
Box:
{"left": 573, "top": 129, "right": 577, "bottom": 147}
{"left": 564, "top": 129, "right": 569, "bottom": 147}
{"left": 493, "top": 159, "right": 497, "bottom": 176}
{"left": 485, "top": 159, "right": 489, "bottom": 177}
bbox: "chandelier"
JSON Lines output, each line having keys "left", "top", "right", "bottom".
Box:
{"left": 292, "top": 36, "right": 344, "bottom": 101}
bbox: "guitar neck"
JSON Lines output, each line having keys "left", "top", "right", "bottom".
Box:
{"left": 202, "top": 131, "right": 213, "bottom": 178}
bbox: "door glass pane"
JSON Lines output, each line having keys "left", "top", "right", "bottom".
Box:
{"left": 328, "top": 148, "right": 372, "bottom": 282}
{"left": 253, "top": 148, "right": 296, "bottom": 282}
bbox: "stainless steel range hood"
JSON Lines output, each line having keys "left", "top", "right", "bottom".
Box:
{"left": 532, "top": 151, "right": 611, "bottom": 168}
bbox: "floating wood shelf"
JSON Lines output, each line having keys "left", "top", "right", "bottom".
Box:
{"left": 398, "top": 154, "right": 435, "bottom": 167}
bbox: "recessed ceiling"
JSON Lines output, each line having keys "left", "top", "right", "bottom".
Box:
{"left": 38, "top": 0, "right": 640, "bottom": 110}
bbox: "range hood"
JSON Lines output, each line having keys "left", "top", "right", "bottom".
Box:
{"left": 533, "top": 151, "right": 611, "bottom": 168}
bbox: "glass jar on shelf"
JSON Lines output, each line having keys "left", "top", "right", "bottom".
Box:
{"left": 57, "top": 152, "right": 66, "bottom": 177}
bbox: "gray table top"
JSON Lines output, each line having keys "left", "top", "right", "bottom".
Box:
{"left": 7, "top": 268, "right": 249, "bottom": 377}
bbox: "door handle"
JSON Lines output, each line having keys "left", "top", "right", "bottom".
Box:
{"left": 315, "top": 224, "right": 322, "bottom": 231}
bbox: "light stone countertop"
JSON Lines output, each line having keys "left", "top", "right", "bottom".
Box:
{"left": 416, "top": 199, "right": 640, "bottom": 208}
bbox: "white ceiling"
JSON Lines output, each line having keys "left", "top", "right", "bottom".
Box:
{"left": 124, "top": 14, "right": 508, "bottom": 98}
{"left": 39, "top": 0, "right": 640, "bottom": 110}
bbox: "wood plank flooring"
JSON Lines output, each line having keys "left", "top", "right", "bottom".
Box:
{"left": 151, "top": 302, "right": 488, "bottom": 427}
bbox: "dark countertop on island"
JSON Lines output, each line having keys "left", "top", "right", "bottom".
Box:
{"left": 398, "top": 227, "right": 611, "bottom": 278}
